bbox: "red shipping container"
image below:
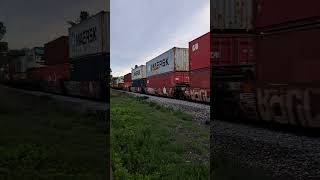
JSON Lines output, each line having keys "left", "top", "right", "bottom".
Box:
{"left": 146, "top": 72, "right": 189, "bottom": 97}
{"left": 124, "top": 73, "right": 132, "bottom": 83}
{"left": 44, "top": 36, "right": 69, "bottom": 65}
{"left": 186, "top": 67, "right": 210, "bottom": 103}
{"left": 212, "top": 34, "right": 256, "bottom": 66}
{"left": 256, "top": 25, "right": 320, "bottom": 84}
{"left": 28, "top": 63, "right": 70, "bottom": 81}
{"left": 254, "top": 25, "right": 320, "bottom": 128}
{"left": 255, "top": 0, "right": 320, "bottom": 28}
{"left": 189, "top": 32, "right": 210, "bottom": 70}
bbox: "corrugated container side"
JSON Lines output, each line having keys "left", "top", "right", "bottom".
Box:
{"left": 116, "top": 76, "right": 124, "bottom": 84}
{"left": 70, "top": 54, "right": 109, "bottom": 81}
{"left": 212, "top": 34, "right": 256, "bottom": 66}
{"left": 131, "top": 65, "right": 146, "bottom": 80}
{"left": 186, "top": 67, "right": 210, "bottom": 103}
{"left": 255, "top": 0, "right": 320, "bottom": 29}
{"left": 146, "top": 71, "right": 189, "bottom": 97}
{"left": 174, "top": 48, "right": 189, "bottom": 71}
{"left": 189, "top": 33, "right": 210, "bottom": 70}
{"left": 256, "top": 25, "right": 320, "bottom": 84}
{"left": 44, "top": 36, "right": 69, "bottom": 65}
{"left": 131, "top": 78, "right": 146, "bottom": 88}
{"left": 124, "top": 73, "right": 132, "bottom": 83}
{"left": 211, "top": 0, "right": 254, "bottom": 31}
{"left": 146, "top": 47, "right": 188, "bottom": 77}
{"left": 28, "top": 63, "right": 70, "bottom": 81}
{"left": 69, "top": 11, "right": 110, "bottom": 59}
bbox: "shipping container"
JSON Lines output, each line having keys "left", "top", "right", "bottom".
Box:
{"left": 124, "top": 73, "right": 131, "bottom": 83}
{"left": 185, "top": 67, "right": 210, "bottom": 103}
{"left": 146, "top": 47, "right": 189, "bottom": 77}
{"left": 255, "top": 24, "right": 320, "bottom": 128}
{"left": 64, "top": 81, "right": 103, "bottom": 99}
{"left": 211, "top": 0, "right": 254, "bottom": 31}
{"left": 131, "top": 65, "right": 146, "bottom": 80}
{"left": 69, "top": 11, "right": 110, "bottom": 59}
{"left": 70, "top": 54, "right": 109, "bottom": 81}
{"left": 131, "top": 78, "right": 146, "bottom": 93}
{"left": 212, "top": 33, "right": 256, "bottom": 66}
{"left": 27, "top": 63, "right": 70, "bottom": 81}
{"left": 255, "top": 0, "right": 320, "bottom": 29}
{"left": 189, "top": 33, "right": 210, "bottom": 70}
{"left": 213, "top": 24, "right": 320, "bottom": 128}
{"left": 44, "top": 36, "right": 69, "bottom": 65}
{"left": 146, "top": 71, "right": 189, "bottom": 98}
{"left": 123, "top": 73, "right": 132, "bottom": 91}
{"left": 114, "top": 76, "right": 124, "bottom": 89}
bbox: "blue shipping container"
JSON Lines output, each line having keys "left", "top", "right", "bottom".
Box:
{"left": 70, "top": 53, "right": 109, "bottom": 81}
{"left": 132, "top": 78, "right": 146, "bottom": 87}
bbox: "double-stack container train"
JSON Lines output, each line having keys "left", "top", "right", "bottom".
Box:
{"left": 211, "top": 0, "right": 320, "bottom": 129}
{"left": 112, "top": 33, "right": 211, "bottom": 104}
{"left": 146, "top": 47, "right": 189, "bottom": 99}
{"left": 131, "top": 65, "right": 147, "bottom": 93}
{"left": 4, "top": 11, "right": 110, "bottom": 101}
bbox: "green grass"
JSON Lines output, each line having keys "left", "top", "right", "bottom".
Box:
{"left": 111, "top": 90, "right": 209, "bottom": 179}
{"left": 0, "top": 87, "right": 109, "bottom": 180}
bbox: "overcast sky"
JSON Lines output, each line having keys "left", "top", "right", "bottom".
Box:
{"left": 0, "top": 0, "right": 107, "bottom": 49}
{"left": 111, "top": 0, "right": 210, "bottom": 77}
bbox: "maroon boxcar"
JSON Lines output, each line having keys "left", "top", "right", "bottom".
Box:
{"left": 185, "top": 33, "right": 210, "bottom": 103}
{"left": 44, "top": 36, "right": 69, "bottom": 65}
{"left": 255, "top": 0, "right": 320, "bottom": 29}
{"left": 123, "top": 73, "right": 132, "bottom": 91}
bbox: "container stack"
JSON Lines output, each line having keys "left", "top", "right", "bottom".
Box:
{"left": 145, "top": 47, "right": 189, "bottom": 97}
{"left": 211, "top": 0, "right": 256, "bottom": 79}
{"left": 211, "top": 0, "right": 320, "bottom": 126}
{"left": 66, "top": 11, "right": 110, "bottom": 99}
{"left": 43, "top": 36, "right": 70, "bottom": 81}
{"left": 68, "top": 11, "right": 110, "bottom": 82}
{"left": 131, "top": 65, "right": 146, "bottom": 93}
{"left": 187, "top": 33, "right": 210, "bottom": 103}
{"left": 254, "top": 0, "right": 320, "bottom": 86}
{"left": 123, "top": 73, "right": 132, "bottom": 91}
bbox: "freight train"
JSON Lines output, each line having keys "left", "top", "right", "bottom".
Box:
{"left": 2, "top": 11, "right": 110, "bottom": 102}
{"left": 210, "top": 0, "right": 320, "bottom": 129}
{"left": 111, "top": 33, "right": 210, "bottom": 104}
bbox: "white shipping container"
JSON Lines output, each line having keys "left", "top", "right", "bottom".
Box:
{"left": 131, "top": 65, "right": 146, "bottom": 80}
{"left": 211, "top": 0, "right": 254, "bottom": 30}
{"left": 116, "top": 76, "right": 124, "bottom": 84}
{"left": 69, "top": 11, "right": 110, "bottom": 59}
{"left": 146, "top": 47, "right": 189, "bottom": 77}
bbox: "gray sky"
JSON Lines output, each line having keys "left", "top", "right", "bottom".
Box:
{"left": 111, "top": 0, "right": 210, "bottom": 77}
{"left": 0, "top": 0, "right": 107, "bottom": 50}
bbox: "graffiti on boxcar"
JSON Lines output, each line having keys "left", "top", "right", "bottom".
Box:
{"left": 257, "top": 88, "right": 320, "bottom": 127}
{"left": 186, "top": 88, "right": 210, "bottom": 103}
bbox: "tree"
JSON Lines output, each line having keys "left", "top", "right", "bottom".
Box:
{"left": 0, "top": 22, "right": 6, "bottom": 41}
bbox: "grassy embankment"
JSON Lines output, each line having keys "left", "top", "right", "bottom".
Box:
{"left": 0, "top": 87, "right": 109, "bottom": 180}
{"left": 111, "top": 90, "right": 209, "bottom": 179}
